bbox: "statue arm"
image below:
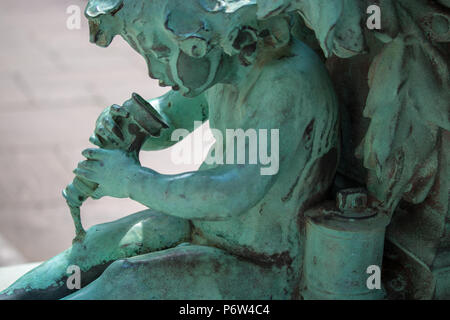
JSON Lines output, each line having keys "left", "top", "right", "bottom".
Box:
{"left": 141, "top": 90, "right": 209, "bottom": 151}
{"left": 127, "top": 71, "right": 289, "bottom": 221}
{"left": 127, "top": 163, "right": 276, "bottom": 221}
{"left": 83, "top": 43, "right": 338, "bottom": 221}
{"left": 127, "top": 51, "right": 337, "bottom": 221}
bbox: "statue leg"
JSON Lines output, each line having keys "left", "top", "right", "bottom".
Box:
{"left": 0, "top": 210, "right": 191, "bottom": 300}
{"left": 63, "top": 245, "right": 293, "bottom": 300}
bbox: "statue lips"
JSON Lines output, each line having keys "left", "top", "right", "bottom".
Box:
{"left": 158, "top": 79, "right": 180, "bottom": 91}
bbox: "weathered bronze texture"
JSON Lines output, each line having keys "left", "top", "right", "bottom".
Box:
{"left": 1, "top": 0, "right": 448, "bottom": 300}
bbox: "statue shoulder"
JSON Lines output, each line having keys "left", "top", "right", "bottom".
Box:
{"left": 254, "top": 40, "right": 336, "bottom": 106}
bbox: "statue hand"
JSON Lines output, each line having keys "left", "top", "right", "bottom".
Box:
{"left": 74, "top": 148, "right": 141, "bottom": 199}
{"left": 89, "top": 104, "right": 130, "bottom": 149}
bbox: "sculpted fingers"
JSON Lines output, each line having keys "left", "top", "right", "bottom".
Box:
{"left": 89, "top": 134, "right": 102, "bottom": 147}
{"left": 91, "top": 187, "right": 105, "bottom": 200}
{"left": 92, "top": 104, "right": 130, "bottom": 148}
{"left": 82, "top": 148, "right": 110, "bottom": 161}
{"left": 110, "top": 104, "right": 130, "bottom": 118}
{"left": 102, "top": 117, "right": 125, "bottom": 143}
{"left": 93, "top": 124, "right": 110, "bottom": 147}
{"left": 78, "top": 160, "right": 102, "bottom": 171}
{"left": 73, "top": 168, "right": 96, "bottom": 182}
{"left": 95, "top": 122, "right": 122, "bottom": 147}
{"left": 72, "top": 175, "right": 97, "bottom": 195}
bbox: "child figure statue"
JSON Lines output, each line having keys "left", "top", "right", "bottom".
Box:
{"left": 1, "top": 0, "right": 338, "bottom": 299}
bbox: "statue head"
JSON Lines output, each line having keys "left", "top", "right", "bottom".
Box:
{"left": 85, "top": 0, "right": 291, "bottom": 97}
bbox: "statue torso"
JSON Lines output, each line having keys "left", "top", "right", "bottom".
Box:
{"left": 191, "top": 40, "right": 340, "bottom": 268}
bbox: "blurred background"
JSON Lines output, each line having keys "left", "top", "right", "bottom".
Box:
{"left": 0, "top": 0, "right": 208, "bottom": 266}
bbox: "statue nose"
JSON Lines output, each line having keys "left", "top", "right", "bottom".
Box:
{"left": 88, "top": 20, "right": 115, "bottom": 47}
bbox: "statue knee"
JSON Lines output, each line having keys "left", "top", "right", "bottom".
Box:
{"left": 118, "top": 210, "right": 191, "bottom": 255}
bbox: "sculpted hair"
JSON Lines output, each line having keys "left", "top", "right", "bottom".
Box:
{"left": 163, "top": 0, "right": 292, "bottom": 65}
{"left": 85, "top": 0, "right": 292, "bottom": 65}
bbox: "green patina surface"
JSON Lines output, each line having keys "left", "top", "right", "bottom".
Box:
{"left": 0, "top": 0, "right": 448, "bottom": 300}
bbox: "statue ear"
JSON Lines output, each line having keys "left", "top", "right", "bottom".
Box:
{"left": 164, "top": 10, "right": 210, "bottom": 58}
{"left": 179, "top": 36, "right": 209, "bottom": 58}
{"left": 223, "top": 27, "right": 258, "bottom": 65}
{"left": 258, "top": 17, "right": 291, "bottom": 50}
{"left": 224, "top": 27, "right": 258, "bottom": 55}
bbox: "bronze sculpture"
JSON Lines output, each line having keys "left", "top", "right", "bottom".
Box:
{"left": 1, "top": 0, "right": 448, "bottom": 300}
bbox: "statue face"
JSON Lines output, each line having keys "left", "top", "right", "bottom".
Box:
{"left": 129, "top": 23, "right": 225, "bottom": 98}
{"left": 86, "top": 0, "right": 226, "bottom": 97}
